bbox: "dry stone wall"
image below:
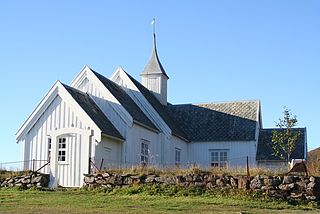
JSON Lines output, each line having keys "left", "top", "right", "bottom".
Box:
{"left": 0, "top": 172, "right": 49, "bottom": 188}
{"left": 84, "top": 172, "right": 319, "bottom": 202}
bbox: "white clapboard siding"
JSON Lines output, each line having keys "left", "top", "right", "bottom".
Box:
{"left": 94, "top": 136, "right": 122, "bottom": 170}
{"left": 24, "top": 95, "right": 90, "bottom": 187}
{"left": 125, "top": 124, "right": 160, "bottom": 165}
{"left": 188, "top": 141, "right": 257, "bottom": 168}
{"left": 172, "top": 136, "right": 188, "bottom": 164}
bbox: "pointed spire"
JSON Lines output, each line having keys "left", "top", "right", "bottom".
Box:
{"left": 141, "top": 19, "right": 169, "bottom": 79}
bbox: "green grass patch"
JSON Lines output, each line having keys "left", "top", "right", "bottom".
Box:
{"left": 0, "top": 186, "right": 318, "bottom": 214}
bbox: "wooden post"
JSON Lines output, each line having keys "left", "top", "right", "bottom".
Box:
{"left": 99, "top": 158, "right": 104, "bottom": 171}
{"left": 246, "top": 156, "right": 250, "bottom": 177}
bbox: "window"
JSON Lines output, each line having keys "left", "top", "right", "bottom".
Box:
{"left": 175, "top": 148, "right": 181, "bottom": 163}
{"left": 58, "top": 137, "right": 67, "bottom": 162}
{"left": 141, "top": 140, "right": 149, "bottom": 163}
{"left": 210, "top": 150, "right": 228, "bottom": 168}
{"left": 48, "top": 138, "right": 51, "bottom": 161}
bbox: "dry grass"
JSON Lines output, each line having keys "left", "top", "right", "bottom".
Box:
{"left": 0, "top": 170, "right": 31, "bottom": 180}
{"left": 99, "top": 164, "right": 289, "bottom": 177}
{"left": 307, "top": 162, "right": 320, "bottom": 177}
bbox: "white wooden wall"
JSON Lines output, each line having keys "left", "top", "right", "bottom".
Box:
{"left": 142, "top": 76, "right": 160, "bottom": 94}
{"left": 141, "top": 74, "right": 168, "bottom": 105}
{"left": 24, "top": 95, "right": 92, "bottom": 187}
{"left": 172, "top": 136, "right": 188, "bottom": 164}
{"left": 94, "top": 136, "right": 122, "bottom": 169}
{"left": 187, "top": 141, "right": 257, "bottom": 168}
{"left": 125, "top": 124, "right": 160, "bottom": 165}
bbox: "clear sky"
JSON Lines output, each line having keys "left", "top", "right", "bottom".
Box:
{"left": 0, "top": 1, "right": 319, "bottom": 167}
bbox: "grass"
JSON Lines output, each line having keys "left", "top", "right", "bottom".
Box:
{"left": 103, "top": 164, "right": 291, "bottom": 177}
{"left": 0, "top": 186, "right": 319, "bottom": 214}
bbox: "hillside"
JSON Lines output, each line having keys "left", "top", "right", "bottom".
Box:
{"left": 307, "top": 147, "right": 320, "bottom": 175}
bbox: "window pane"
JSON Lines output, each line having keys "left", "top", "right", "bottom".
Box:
{"left": 214, "top": 152, "right": 218, "bottom": 161}
{"left": 48, "top": 139, "right": 51, "bottom": 150}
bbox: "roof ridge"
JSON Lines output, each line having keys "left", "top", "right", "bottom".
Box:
{"left": 193, "top": 99, "right": 260, "bottom": 105}
{"left": 169, "top": 100, "right": 259, "bottom": 107}
{"left": 62, "top": 83, "right": 88, "bottom": 96}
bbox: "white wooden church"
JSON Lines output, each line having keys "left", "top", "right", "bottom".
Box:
{"left": 16, "top": 33, "right": 307, "bottom": 188}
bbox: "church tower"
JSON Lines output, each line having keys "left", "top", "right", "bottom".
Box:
{"left": 141, "top": 22, "right": 169, "bottom": 106}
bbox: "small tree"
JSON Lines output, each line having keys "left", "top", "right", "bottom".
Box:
{"left": 272, "top": 107, "right": 301, "bottom": 162}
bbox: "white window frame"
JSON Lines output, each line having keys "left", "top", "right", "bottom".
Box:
{"left": 210, "top": 149, "right": 228, "bottom": 168}
{"left": 58, "top": 137, "right": 67, "bottom": 163}
{"left": 140, "top": 139, "right": 149, "bottom": 163}
{"left": 175, "top": 148, "right": 181, "bottom": 164}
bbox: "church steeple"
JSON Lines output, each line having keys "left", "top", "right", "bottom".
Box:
{"left": 141, "top": 19, "right": 169, "bottom": 105}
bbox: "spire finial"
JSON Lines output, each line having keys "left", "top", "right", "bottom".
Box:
{"left": 151, "top": 18, "right": 156, "bottom": 35}
{"left": 151, "top": 18, "right": 156, "bottom": 49}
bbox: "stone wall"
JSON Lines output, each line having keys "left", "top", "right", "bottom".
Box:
{"left": 84, "top": 172, "right": 319, "bottom": 202}
{"left": 0, "top": 172, "right": 50, "bottom": 188}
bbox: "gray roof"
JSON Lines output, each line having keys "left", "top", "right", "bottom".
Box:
{"left": 140, "top": 34, "right": 169, "bottom": 79}
{"left": 125, "top": 72, "right": 188, "bottom": 141}
{"left": 256, "top": 128, "right": 306, "bottom": 161}
{"left": 63, "top": 84, "right": 124, "bottom": 140}
{"left": 91, "top": 70, "right": 158, "bottom": 132}
{"left": 167, "top": 101, "right": 259, "bottom": 142}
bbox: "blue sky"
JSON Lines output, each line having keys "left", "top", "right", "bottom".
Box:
{"left": 0, "top": 1, "right": 319, "bottom": 166}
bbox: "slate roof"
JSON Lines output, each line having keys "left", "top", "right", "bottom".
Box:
{"left": 63, "top": 84, "right": 124, "bottom": 140}
{"left": 91, "top": 70, "right": 158, "bottom": 132}
{"left": 125, "top": 72, "right": 188, "bottom": 141}
{"left": 167, "top": 101, "right": 259, "bottom": 142}
{"left": 256, "top": 128, "right": 306, "bottom": 161}
{"left": 140, "top": 34, "right": 169, "bottom": 79}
